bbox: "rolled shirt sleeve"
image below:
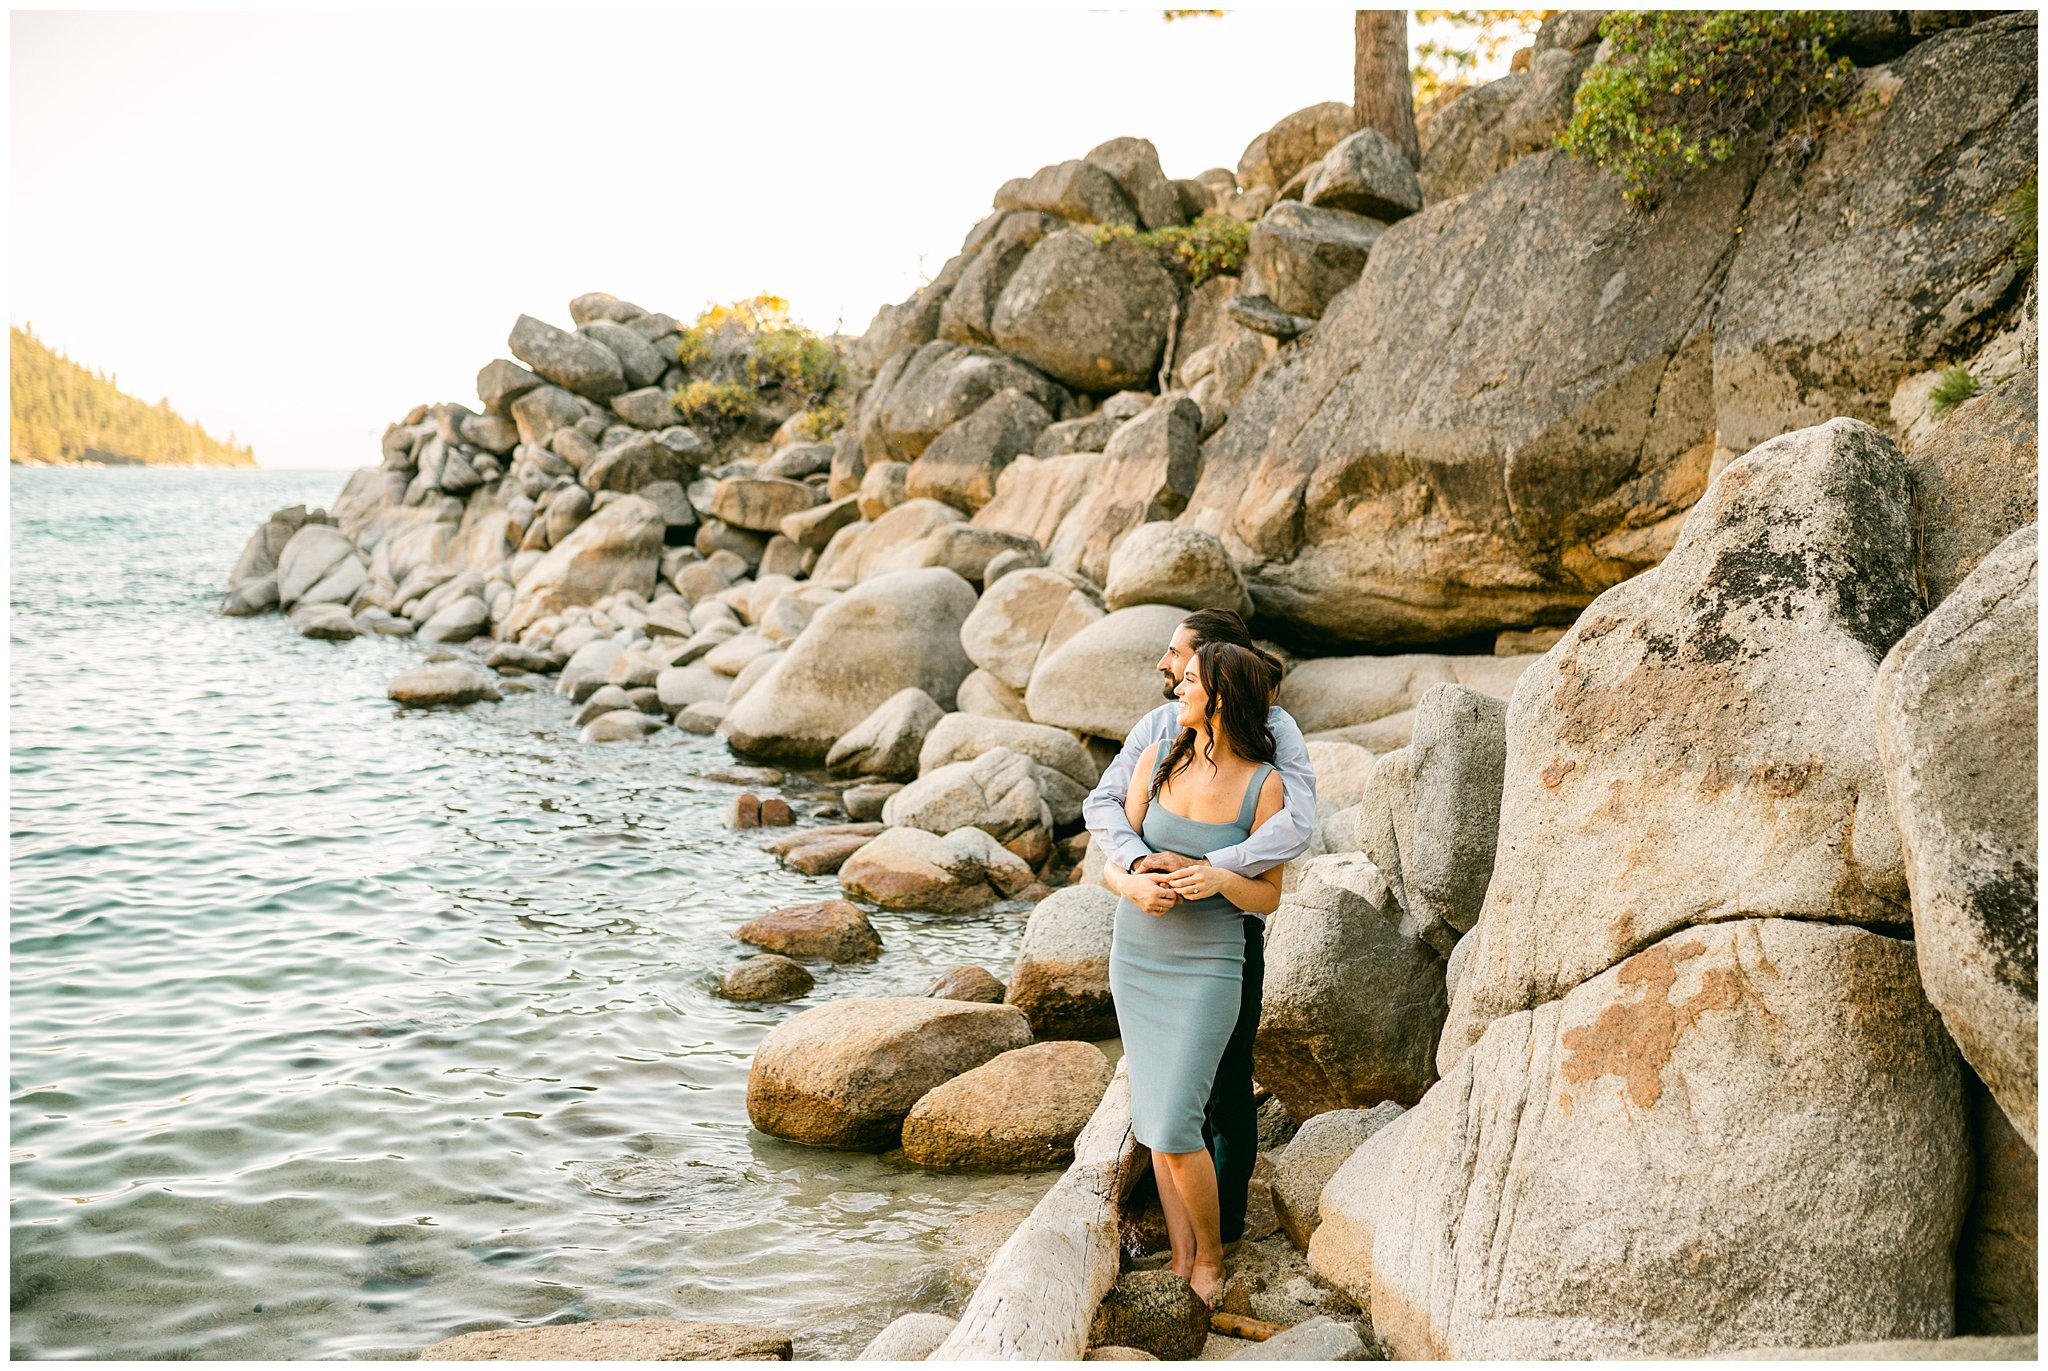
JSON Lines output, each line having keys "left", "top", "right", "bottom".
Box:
{"left": 1200, "top": 706, "right": 1318, "bottom": 877}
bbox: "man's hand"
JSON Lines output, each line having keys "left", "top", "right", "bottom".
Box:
{"left": 1134, "top": 851, "right": 1197, "bottom": 874}
{"left": 1163, "top": 863, "right": 1228, "bottom": 901}
{"left": 1127, "top": 872, "right": 1179, "bottom": 916}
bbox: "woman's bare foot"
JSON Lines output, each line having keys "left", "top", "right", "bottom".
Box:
{"left": 1190, "top": 1260, "right": 1225, "bottom": 1309}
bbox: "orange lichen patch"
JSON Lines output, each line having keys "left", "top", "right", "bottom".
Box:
{"left": 1752, "top": 756, "right": 1823, "bottom": 797}
{"left": 1592, "top": 779, "right": 1631, "bottom": 823}
{"left": 1559, "top": 938, "right": 1746, "bottom": 1108}
{"left": 1540, "top": 757, "right": 1578, "bottom": 789}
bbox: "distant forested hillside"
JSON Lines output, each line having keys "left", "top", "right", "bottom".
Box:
{"left": 10, "top": 325, "right": 256, "bottom": 467}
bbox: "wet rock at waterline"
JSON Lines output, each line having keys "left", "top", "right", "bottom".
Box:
{"left": 837, "top": 825, "right": 1035, "bottom": 914}
{"left": 733, "top": 900, "right": 882, "bottom": 963}
{"left": 928, "top": 965, "right": 1006, "bottom": 1003}
{"left": 387, "top": 662, "right": 501, "bottom": 707}
{"left": 858, "top": 1313, "right": 958, "bottom": 1362}
{"left": 719, "top": 954, "right": 815, "bottom": 1003}
{"left": 419, "top": 1317, "right": 793, "bottom": 1361}
{"left": 900, "top": 1039, "right": 1112, "bottom": 1172}
{"left": 745, "top": 996, "right": 1033, "bottom": 1150}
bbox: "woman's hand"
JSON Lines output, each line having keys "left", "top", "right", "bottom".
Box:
{"left": 1162, "top": 863, "right": 1228, "bottom": 901}
{"left": 1123, "top": 871, "right": 1180, "bottom": 916}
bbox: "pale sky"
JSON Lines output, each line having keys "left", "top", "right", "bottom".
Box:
{"left": 11, "top": 5, "right": 1511, "bottom": 469}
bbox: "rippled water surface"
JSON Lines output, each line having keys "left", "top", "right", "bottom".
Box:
{"left": 10, "top": 468, "right": 1060, "bottom": 1360}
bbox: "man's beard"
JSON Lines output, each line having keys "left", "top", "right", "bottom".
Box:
{"left": 1160, "top": 672, "right": 1178, "bottom": 701}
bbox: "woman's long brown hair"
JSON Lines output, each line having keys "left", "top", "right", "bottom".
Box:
{"left": 1149, "top": 641, "right": 1280, "bottom": 802}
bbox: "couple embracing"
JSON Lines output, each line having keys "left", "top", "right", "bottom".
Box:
{"left": 1081, "top": 608, "right": 1317, "bottom": 1310}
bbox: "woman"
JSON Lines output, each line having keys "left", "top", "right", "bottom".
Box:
{"left": 1103, "top": 640, "right": 1285, "bottom": 1309}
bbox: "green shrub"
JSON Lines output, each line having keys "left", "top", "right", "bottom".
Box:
{"left": 1928, "top": 365, "right": 1980, "bottom": 420}
{"left": 675, "top": 379, "right": 758, "bottom": 431}
{"left": 1091, "top": 214, "right": 1251, "bottom": 287}
{"left": 672, "top": 294, "right": 846, "bottom": 403}
{"left": 794, "top": 401, "right": 848, "bottom": 442}
{"left": 2001, "top": 173, "right": 2037, "bottom": 270}
{"left": 1561, "top": 11, "right": 1857, "bottom": 210}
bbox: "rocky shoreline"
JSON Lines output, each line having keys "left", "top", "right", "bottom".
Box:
{"left": 218, "top": 10, "right": 2036, "bottom": 1361}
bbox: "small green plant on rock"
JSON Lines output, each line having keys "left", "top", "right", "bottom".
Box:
{"left": 1091, "top": 214, "right": 1251, "bottom": 287}
{"left": 1928, "top": 365, "right": 1981, "bottom": 420}
{"left": 1561, "top": 10, "right": 1856, "bottom": 210}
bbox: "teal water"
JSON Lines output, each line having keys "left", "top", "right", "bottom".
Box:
{"left": 9, "top": 468, "right": 1055, "bottom": 1360}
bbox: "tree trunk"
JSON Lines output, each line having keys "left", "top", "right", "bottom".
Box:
{"left": 929, "top": 1060, "right": 1147, "bottom": 1361}
{"left": 1354, "top": 10, "right": 1421, "bottom": 169}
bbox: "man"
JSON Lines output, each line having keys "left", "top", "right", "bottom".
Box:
{"left": 1082, "top": 607, "right": 1317, "bottom": 1246}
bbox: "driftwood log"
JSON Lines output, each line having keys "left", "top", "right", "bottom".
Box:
{"left": 929, "top": 1059, "right": 1145, "bottom": 1360}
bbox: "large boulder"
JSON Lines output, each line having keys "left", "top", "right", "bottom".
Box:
{"left": 1085, "top": 136, "right": 1184, "bottom": 231}
{"left": 990, "top": 230, "right": 1179, "bottom": 393}
{"left": 1253, "top": 854, "right": 1447, "bottom": 1122}
{"left": 721, "top": 568, "right": 977, "bottom": 762}
{"left": 709, "top": 476, "right": 819, "bottom": 534}
{"left": 508, "top": 313, "right": 625, "bottom": 401}
{"left": 918, "top": 712, "right": 1099, "bottom": 791}
{"left": 1004, "top": 885, "right": 1119, "bottom": 1041}
{"left": 1417, "top": 72, "right": 1530, "bottom": 205}
{"left": 1402, "top": 684, "right": 1507, "bottom": 939}
{"left": 501, "top": 495, "right": 664, "bottom": 638}
{"left": 858, "top": 340, "right": 1067, "bottom": 466}
{"left": 937, "top": 211, "right": 1063, "bottom": 348}
{"left": 1246, "top": 201, "right": 1385, "bottom": 321}
{"left": 837, "top": 825, "right": 1036, "bottom": 914}
{"left": 1442, "top": 419, "right": 1923, "bottom": 1069}
{"left": 745, "top": 996, "right": 1033, "bottom": 1150}
{"left": 1103, "top": 521, "right": 1251, "bottom": 616}
{"left": 1713, "top": 14, "right": 2037, "bottom": 456}
{"left": 1874, "top": 524, "right": 2038, "bottom": 1148}
{"left": 905, "top": 388, "right": 1052, "bottom": 514}
{"left": 994, "top": 159, "right": 1139, "bottom": 227}
{"left": 959, "top": 566, "right": 1104, "bottom": 692}
{"left": 1024, "top": 604, "right": 1186, "bottom": 741}
{"left": 825, "top": 687, "right": 944, "bottom": 780}
{"left": 1908, "top": 365, "right": 2037, "bottom": 609}
{"left": 580, "top": 433, "right": 694, "bottom": 493}
{"left": 900, "top": 1040, "right": 1114, "bottom": 1172}
{"left": 1309, "top": 918, "right": 1968, "bottom": 1359}
{"left": 1268, "top": 1102, "right": 1405, "bottom": 1250}
{"left": 275, "top": 524, "right": 358, "bottom": 608}
{"left": 972, "top": 398, "right": 1202, "bottom": 585}
{"left": 1237, "top": 101, "right": 1358, "bottom": 193}
{"left": 1181, "top": 145, "right": 1759, "bottom": 647}
{"left": 881, "top": 747, "right": 1054, "bottom": 846}
{"left": 1300, "top": 128, "right": 1423, "bottom": 222}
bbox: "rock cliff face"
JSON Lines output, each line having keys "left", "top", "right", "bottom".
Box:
{"left": 1186, "top": 10, "right": 2036, "bottom": 649}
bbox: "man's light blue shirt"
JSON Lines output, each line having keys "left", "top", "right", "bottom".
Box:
{"left": 1082, "top": 701, "right": 1318, "bottom": 910}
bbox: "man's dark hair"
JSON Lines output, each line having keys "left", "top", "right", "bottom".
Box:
{"left": 1181, "top": 608, "right": 1285, "bottom": 693}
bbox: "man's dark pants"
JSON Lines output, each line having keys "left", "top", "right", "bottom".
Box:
{"left": 1201, "top": 912, "right": 1266, "bottom": 1243}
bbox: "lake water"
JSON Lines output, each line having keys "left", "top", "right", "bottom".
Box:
{"left": 9, "top": 467, "right": 1059, "bottom": 1360}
